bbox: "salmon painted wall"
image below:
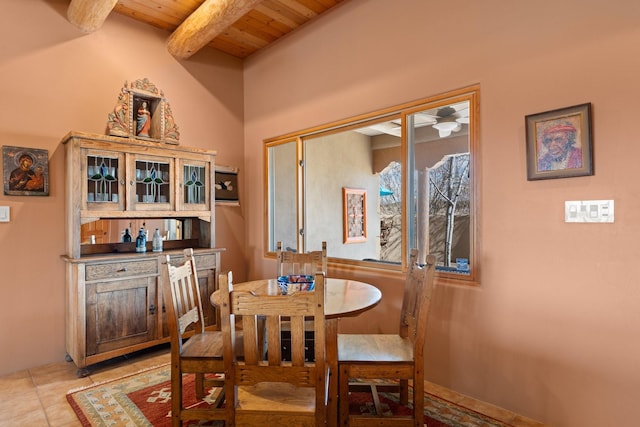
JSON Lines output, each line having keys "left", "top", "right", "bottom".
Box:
{"left": 243, "top": 1, "right": 640, "bottom": 426}
{"left": 0, "top": 0, "right": 245, "bottom": 375}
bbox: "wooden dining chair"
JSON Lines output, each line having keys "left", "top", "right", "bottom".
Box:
{"left": 162, "top": 248, "right": 226, "bottom": 427}
{"left": 276, "top": 241, "right": 327, "bottom": 276}
{"left": 276, "top": 241, "right": 327, "bottom": 361}
{"left": 219, "top": 270, "right": 328, "bottom": 427}
{"left": 337, "top": 249, "right": 436, "bottom": 427}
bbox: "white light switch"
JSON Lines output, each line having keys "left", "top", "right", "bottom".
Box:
{"left": 565, "top": 200, "right": 614, "bottom": 223}
{"left": 0, "top": 206, "right": 9, "bottom": 222}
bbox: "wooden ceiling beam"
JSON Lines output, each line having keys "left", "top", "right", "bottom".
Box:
{"left": 67, "top": 0, "right": 118, "bottom": 33}
{"left": 168, "top": 0, "right": 264, "bottom": 59}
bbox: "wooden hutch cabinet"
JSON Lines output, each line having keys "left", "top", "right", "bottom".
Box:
{"left": 62, "top": 131, "right": 222, "bottom": 376}
{"left": 62, "top": 79, "right": 225, "bottom": 376}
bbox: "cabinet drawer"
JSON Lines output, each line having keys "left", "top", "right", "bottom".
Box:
{"left": 194, "top": 254, "right": 217, "bottom": 269}
{"left": 167, "top": 253, "right": 217, "bottom": 270}
{"left": 85, "top": 259, "right": 158, "bottom": 282}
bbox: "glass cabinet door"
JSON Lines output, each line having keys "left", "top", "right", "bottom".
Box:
{"left": 178, "top": 159, "right": 210, "bottom": 211}
{"left": 132, "top": 156, "right": 173, "bottom": 210}
{"left": 84, "top": 150, "right": 125, "bottom": 210}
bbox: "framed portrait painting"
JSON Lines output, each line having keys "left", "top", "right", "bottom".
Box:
{"left": 3, "top": 146, "right": 49, "bottom": 196}
{"left": 343, "top": 187, "right": 367, "bottom": 244}
{"left": 525, "top": 103, "right": 593, "bottom": 180}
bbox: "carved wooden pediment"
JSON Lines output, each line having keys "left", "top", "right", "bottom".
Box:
{"left": 106, "top": 78, "right": 180, "bottom": 144}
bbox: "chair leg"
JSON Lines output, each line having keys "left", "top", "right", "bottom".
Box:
{"left": 339, "top": 365, "right": 350, "bottom": 426}
{"left": 399, "top": 379, "right": 409, "bottom": 405}
{"left": 195, "top": 372, "right": 205, "bottom": 399}
{"left": 224, "top": 379, "right": 236, "bottom": 427}
{"left": 171, "top": 367, "right": 182, "bottom": 427}
{"left": 413, "top": 378, "right": 424, "bottom": 427}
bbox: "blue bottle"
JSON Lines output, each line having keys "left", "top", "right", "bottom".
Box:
{"left": 135, "top": 228, "right": 146, "bottom": 253}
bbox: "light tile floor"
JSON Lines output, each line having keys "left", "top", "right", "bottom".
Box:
{"left": 0, "top": 344, "right": 547, "bottom": 427}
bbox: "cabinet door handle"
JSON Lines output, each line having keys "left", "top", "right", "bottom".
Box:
{"left": 149, "top": 304, "right": 156, "bottom": 315}
{"left": 117, "top": 266, "right": 128, "bottom": 272}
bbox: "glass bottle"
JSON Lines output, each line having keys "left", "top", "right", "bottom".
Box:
{"left": 152, "top": 228, "right": 163, "bottom": 252}
{"left": 122, "top": 228, "right": 132, "bottom": 243}
{"left": 135, "top": 228, "right": 146, "bottom": 253}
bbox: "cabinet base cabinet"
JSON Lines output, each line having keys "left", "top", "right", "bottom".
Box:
{"left": 64, "top": 249, "right": 221, "bottom": 377}
{"left": 86, "top": 276, "right": 157, "bottom": 356}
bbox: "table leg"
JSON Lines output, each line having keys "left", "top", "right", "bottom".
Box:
{"left": 326, "top": 318, "right": 338, "bottom": 427}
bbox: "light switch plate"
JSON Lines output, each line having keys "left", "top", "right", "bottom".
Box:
{"left": 565, "top": 200, "right": 614, "bottom": 223}
{"left": 0, "top": 206, "right": 9, "bottom": 222}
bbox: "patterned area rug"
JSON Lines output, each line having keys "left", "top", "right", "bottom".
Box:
{"left": 66, "top": 364, "right": 509, "bottom": 427}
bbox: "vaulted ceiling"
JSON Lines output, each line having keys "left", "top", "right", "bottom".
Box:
{"left": 66, "top": 0, "right": 346, "bottom": 59}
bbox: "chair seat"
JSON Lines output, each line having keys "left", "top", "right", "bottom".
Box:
{"left": 237, "top": 381, "right": 316, "bottom": 413}
{"left": 181, "top": 331, "right": 223, "bottom": 359}
{"left": 182, "top": 330, "right": 245, "bottom": 360}
{"left": 338, "top": 334, "right": 414, "bottom": 363}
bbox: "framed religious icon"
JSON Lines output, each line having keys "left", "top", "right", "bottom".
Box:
{"left": 525, "top": 103, "right": 593, "bottom": 180}
{"left": 343, "top": 187, "right": 367, "bottom": 244}
{"left": 3, "top": 146, "right": 49, "bottom": 196}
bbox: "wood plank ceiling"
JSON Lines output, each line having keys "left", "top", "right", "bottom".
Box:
{"left": 66, "top": 0, "right": 346, "bottom": 59}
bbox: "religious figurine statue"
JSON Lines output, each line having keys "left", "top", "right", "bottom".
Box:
{"left": 136, "top": 101, "right": 151, "bottom": 137}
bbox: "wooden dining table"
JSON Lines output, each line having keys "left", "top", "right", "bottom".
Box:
{"left": 210, "top": 277, "right": 382, "bottom": 427}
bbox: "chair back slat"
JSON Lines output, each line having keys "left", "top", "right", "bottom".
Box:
{"left": 241, "top": 315, "right": 260, "bottom": 365}
{"left": 236, "top": 365, "right": 316, "bottom": 386}
{"left": 265, "top": 315, "right": 282, "bottom": 365}
{"left": 178, "top": 306, "right": 200, "bottom": 335}
{"left": 233, "top": 292, "right": 317, "bottom": 316}
{"left": 413, "top": 253, "right": 436, "bottom": 357}
{"left": 399, "top": 251, "right": 436, "bottom": 355}
{"left": 288, "top": 315, "right": 306, "bottom": 366}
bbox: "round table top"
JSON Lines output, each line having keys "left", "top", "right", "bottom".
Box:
{"left": 211, "top": 277, "right": 381, "bottom": 319}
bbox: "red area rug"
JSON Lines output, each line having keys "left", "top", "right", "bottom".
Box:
{"left": 67, "top": 364, "right": 509, "bottom": 426}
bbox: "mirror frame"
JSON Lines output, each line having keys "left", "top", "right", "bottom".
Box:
{"left": 264, "top": 85, "right": 480, "bottom": 284}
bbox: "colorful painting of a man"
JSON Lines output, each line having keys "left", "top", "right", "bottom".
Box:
{"left": 536, "top": 119, "right": 582, "bottom": 172}
{"left": 526, "top": 103, "right": 592, "bottom": 180}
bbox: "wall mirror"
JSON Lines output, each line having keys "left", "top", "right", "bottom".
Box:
{"left": 80, "top": 218, "right": 183, "bottom": 245}
{"left": 265, "top": 86, "right": 478, "bottom": 283}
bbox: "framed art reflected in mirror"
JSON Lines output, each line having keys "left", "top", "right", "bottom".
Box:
{"left": 343, "top": 187, "right": 367, "bottom": 244}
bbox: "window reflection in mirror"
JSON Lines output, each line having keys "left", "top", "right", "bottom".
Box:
{"left": 267, "top": 119, "right": 403, "bottom": 262}
{"left": 304, "top": 118, "right": 401, "bottom": 261}
{"left": 80, "top": 218, "right": 183, "bottom": 245}
{"left": 268, "top": 140, "right": 299, "bottom": 252}
{"left": 406, "top": 100, "right": 472, "bottom": 275}
{"left": 265, "top": 87, "right": 478, "bottom": 282}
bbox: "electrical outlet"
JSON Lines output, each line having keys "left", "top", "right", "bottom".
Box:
{"left": 565, "top": 200, "right": 614, "bottom": 223}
